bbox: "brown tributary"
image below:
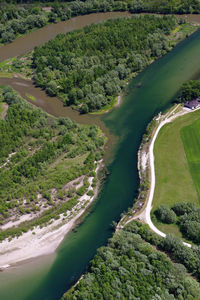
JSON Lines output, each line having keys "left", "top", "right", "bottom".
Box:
{"left": 0, "top": 12, "right": 131, "bottom": 62}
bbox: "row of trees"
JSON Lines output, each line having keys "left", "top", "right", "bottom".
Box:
{"left": 64, "top": 220, "right": 200, "bottom": 299}
{"left": 32, "top": 15, "right": 177, "bottom": 112}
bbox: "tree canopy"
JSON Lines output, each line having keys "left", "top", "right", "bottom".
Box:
{"left": 63, "top": 221, "right": 200, "bottom": 299}
{"left": 154, "top": 202, "right": 200, "bottom": 245}
{"left": 32, "top": 15, "right": 177, "bottom": 112}
{"left": 178, "top": 80, "right": 200, "bottom": 102}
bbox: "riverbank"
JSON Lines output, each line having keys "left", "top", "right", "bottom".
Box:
{"left": 0, "top": 161, "right": 103, "bottom": 270}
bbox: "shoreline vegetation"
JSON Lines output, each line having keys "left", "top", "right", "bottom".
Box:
{"left": 0, "top": 86, "right": 106, "bottom": 270}
{"left": 0, "top": 161, "right": 103, "bottom": 270}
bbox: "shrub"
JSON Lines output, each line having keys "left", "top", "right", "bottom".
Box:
{"left": 172, "top": 202, "right": 195, "bottom": 216}
{"left": 155, "top": 205, "right": 176, "bottom": 224}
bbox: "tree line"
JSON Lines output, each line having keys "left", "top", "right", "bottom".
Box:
{"left": 32, "top": 15, "right": 177, "bottom": 112}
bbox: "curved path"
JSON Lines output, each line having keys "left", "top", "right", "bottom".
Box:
{"left": 126, "top": 105, "right": 200, "bottom": 248}
{"left": 145, "top": 107, "right": 192, "bottom": 247}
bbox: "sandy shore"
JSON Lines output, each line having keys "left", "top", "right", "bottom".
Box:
{"left": 0, "top": 161, "right": 102, "bottom": 269}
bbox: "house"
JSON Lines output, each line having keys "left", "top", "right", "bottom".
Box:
{"left": 184, "top": 98, "right": 200, "bottom": 109}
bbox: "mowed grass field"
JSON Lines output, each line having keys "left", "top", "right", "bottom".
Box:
{"left": 152, "top": 109, "right": 200, "bottom": 235}
{"left": 181, "top": 118, "right": 200, "bottom": 198}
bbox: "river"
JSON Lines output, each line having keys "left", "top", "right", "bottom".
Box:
{"left": 0, "top": 13, "right": 200, "bottom": 300}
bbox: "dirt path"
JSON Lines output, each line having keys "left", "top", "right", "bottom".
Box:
{"left": 124, "top": 104, "right": 200, "bottom": 248}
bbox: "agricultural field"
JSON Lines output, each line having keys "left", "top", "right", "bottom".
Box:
{"left": 152, "top": 109, "right": 200, "bottom": 235}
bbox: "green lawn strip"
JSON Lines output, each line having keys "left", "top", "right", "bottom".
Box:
{"left": 25, "top": 93, "right": 35, "bottom": 101}
{"left": 0, "top": 57, "right": 16, "bottom": 69}
{"left": 181, "top": 118, "right": 200, "bottom": 199}
{"left": 152, "top": 110, "right": 200, "bottom": 219}
{"left": 0, "top": 72, "right": 13, "bottom": 78}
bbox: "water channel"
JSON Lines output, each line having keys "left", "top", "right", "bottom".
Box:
{"left": 0, "top": 12, "right": 200, "bottom": 300}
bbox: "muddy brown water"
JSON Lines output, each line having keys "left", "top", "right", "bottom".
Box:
{"left": 0, "top": 12, "right": 131, "bottom": 62}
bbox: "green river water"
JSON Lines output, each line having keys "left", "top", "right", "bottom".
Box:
{"left": 0, "top": 20, "right": 200, "bottom": 300}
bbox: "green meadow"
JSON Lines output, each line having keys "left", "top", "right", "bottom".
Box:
{"left": 181, "top": 118, "right": 200, "bottom": 199}
{"left": 152, "top": 109, "right": 200, "bottom": 235}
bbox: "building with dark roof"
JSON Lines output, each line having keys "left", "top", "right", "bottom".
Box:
{"left": 184, "top": 98, "right": 200, "bottom": 109}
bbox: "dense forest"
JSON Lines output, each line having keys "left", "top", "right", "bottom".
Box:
{"left": 178, "top": 80, "right": 200, "bottom": 102}
{"left": 155, "top": 202, "right": 200, "bottom": 245}
{"left": 0, "top": 5, "right": 48, "bottom": 43}
{"left": 63, "top": 221, "right": 200, "bottom": 299}
{"left": 1, "top": 0, "right": 200, "bottom": 44}
{"left": 31, "top": 15, "right": 177, "bottom": 112}
{"left": 0, "top": 86, "right": 105, "bottom": 240}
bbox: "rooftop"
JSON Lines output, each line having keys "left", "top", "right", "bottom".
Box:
{"left": 184, "top": 98, "right": 200, "bottom": 109}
